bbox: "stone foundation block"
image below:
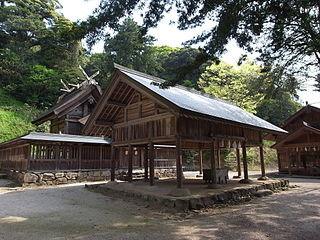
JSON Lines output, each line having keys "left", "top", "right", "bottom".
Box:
{"left": 43, "top": 173, "right": 55, "bottom": 181}
{"left": 23, "top": 173, "right": 38, "bottom": 183}
{"left": 174, "top": 199, "right": 189, "bottom": 211}
{"left": 55, "top": 172, "right": 64, "bottom": 178}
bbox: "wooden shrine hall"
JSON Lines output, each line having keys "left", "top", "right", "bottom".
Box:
{"left": 271, "top": 105, "right": 320, "bottom": 176}
{"left": 83, "top": 64, "right": 287, "bottom": 188}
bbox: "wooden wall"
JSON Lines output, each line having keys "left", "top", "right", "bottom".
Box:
{"left": 50, "top": 117, "right": 65, "bottom": 133}
{"left": 112, "top": 93, "right": 176, "bottom": 145}
{"left": 0, "top": 145, "right": 29, "bottom": 171}
{"left": 179, "top": 116, "right": 261, "bottom": 145}
{"left": 278, "top": 150, "right": 320, "bottom": 176}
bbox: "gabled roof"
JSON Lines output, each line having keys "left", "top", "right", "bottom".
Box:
{"left": 282, "top": 105, "right": 320, "bottom": 128}
{"left": 0, "top": 132, "right": 111, "bottom": 149}
{"left": 32, "top": 85, "right": 101, "bottom": 125}
{"left": 272, "top": 121, "right": 320, "bottom": 148}
{"left": 84, "top": 64, "right": 286, "bottom": 135}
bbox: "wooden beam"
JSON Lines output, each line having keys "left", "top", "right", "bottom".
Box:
{"left": 110, "top": 146, "right": 115, "bottom": 181}
{"left": 242, "top": 141, "right": 249, "bottom": 181}
{"left": 277, "top": 151, "right": 281, "bottom": 172}
{"left": 95, "top": 120, "right": 113, "bottom": 126}
{"left": 258, "top": 133, "right": 267, "bottom": 180}
{"left": 213, "top": 134, "right": 246, "bottom": 141}
{"left": 287, "top": 150, "right": 292, "bottom": 176}
{"left": 128, "top": 145, "right": 133, "bottom": 182}
{"left": 217, "top": 144, "right": 221, "bottom": 168}
{"left": 144, "top": 145, "right": 148, "bottom": 181}
{"left": 112, "top": 135, "right": 176, "bottom": 147}
{"left": 107, "top": 100, "right": 126, "bottom": 107}
{"left": 149, "top": 142, "right": 155, "bottom": 186}
{"left": 199, "top": 149, "right": 203, "bottom": 175}
{"left": 208, "top": 139, "right": 218, "bottom": 188}
{"left": 258, "top": 145, "right": 267, "bottom": 180}
{"left": 236, "top": 148, "right": 241, "bottom": 178}
{"left": 176, "top": 137, "right": 183, "bottom": 188}
{"left": 114, "top": 112, "right": 173, "bottom": 128}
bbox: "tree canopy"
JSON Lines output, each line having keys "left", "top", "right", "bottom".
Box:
{"left": 198, "top": 61, "right": 301, "bottom": 124}
{"left": 0, "top": 0, "right": 85, "bottom": 108}
{"left": 83, "top": 0, "right": 320, "bottom": 86}
{"left": 85, "top": 18, "right": 163, "bottom": 88}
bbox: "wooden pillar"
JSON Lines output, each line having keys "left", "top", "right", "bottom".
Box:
{"left": 128, "top": 145, "right": 133, "bottom": 182}
{"left": 277, "top": 150, "right": 281, "bottom": 172}
{"left": 144, "top": 145, "right": 149, "bottom": 181}
{"left": 111, "top": 146, "right": 116, "bottom": 181}
{"left": 239, "top": 141, "right": 251, "bottom": 183}
{"left": 176, "top": 137, "right": 183, "bottom": 188}
{"left": 287, "top": 150, "right": 292, "bottom": 176}
{"left": 27, "top": 144, "right": 31, "bottom": 171}
{"left": 99, "top": 145, "right": 103, "bottom": 170}
{"left": 199, "top": 149, "right": 203, "bottom": 175}
{"left": 235, "top": 148, "right": 241, "bottom": 178}
{"left": 149, "top": 142, "right": 155, "bottom": 186}
{"left": 258, "top": 144, "right": 267, "bottom": 180}
{"left": 217, "top": 144, "right": 221, "bottom": 169}
{"left": 139, "top": 148, "right": 143, "bottom": 168}
{"left": 208, "top": 139, "right": 218, "bottom": 188}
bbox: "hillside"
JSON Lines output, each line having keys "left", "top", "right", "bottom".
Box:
{"left": 0, "top": 89, "right": 41, "bottom": 142}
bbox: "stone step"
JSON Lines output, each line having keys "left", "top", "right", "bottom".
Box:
{"left": 0, "top": 173, "right": 8, "bottom": 179}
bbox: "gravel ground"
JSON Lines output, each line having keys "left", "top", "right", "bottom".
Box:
{"left": 0, "top": 174, "right": 319, "bottom": 240}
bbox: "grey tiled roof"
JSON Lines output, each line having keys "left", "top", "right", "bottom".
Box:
{"left": 116, "top": 65, "right": 287, "bottom": 134}
{"left": 0, "top": 132, "right": 111, "bottom": 146}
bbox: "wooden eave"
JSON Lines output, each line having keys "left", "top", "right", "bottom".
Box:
{"left": 179, "top": 108, "right": 286, "bottom": 136}
{"left": 282, "top": 105, "right": 320, "bottom": 129}
{"left": 83, "top": 71, "right": 180, "bottom": 135}
{"left": 272, "top": 123, "right": 320, "bottom": 149}
{"left": 32, "top": 85, "right": 101, "bottom": 125}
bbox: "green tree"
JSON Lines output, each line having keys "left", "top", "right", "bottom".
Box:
{"left": 256, "top": 94, "right": 301, "bottom": 126}
{"left": 199, "top": 61, "right": 264, "bottom": 113}
{"left": 199, "top": 61, "right": 301, "bottom": 120}
{"left": 0, "top": 0, "right": 85, "bottom": 107}
{"left": 8, "top": 65, "right": 62, "bottom": 108}
{"left": 158, "top": 47, "right": 210, "bottom": 89}
{"left": 85, "top": 18, "right": 163, "bottom": 88}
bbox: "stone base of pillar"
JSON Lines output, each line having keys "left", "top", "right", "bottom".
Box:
{"left": 258, "top": 176, "right": 268, "bottom": 180}
{"left": 239, "top": 178, "right": 254, "bottom": 184}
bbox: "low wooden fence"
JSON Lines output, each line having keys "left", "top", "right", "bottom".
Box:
{"left": 0, "top": 142, "right": 176, "bottom": 172}
{"left": 0, "top": 143, "right": 111, "bottom": 172}
{"left": 0, "top": 145, "right": 29, "bottom": 171}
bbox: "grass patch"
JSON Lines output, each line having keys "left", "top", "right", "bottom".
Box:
{"left": 0, "top": 89, "right": 41, "bottom": 142}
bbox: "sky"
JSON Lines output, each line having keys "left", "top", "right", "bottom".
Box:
{"left": 58, "top": 0, "right": 319, "bottom": 106}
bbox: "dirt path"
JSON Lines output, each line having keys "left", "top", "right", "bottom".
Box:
{"left": 0, "top": 176, "right": 319, "bottom": 240}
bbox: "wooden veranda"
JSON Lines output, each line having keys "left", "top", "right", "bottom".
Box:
{"left": 83, "top": 64, "right": 287, "bottom": 189}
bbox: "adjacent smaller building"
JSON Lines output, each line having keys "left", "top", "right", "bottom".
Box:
{"left": 272, "top": 105, "right": 320, "bottom": 176}
{"left": 32, "top": 84, "right": 101, "bottom": 135}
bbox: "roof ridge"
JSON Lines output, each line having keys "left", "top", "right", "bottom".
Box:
{"left": 114, "top": 63, "right": 235, "bottom": 106}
